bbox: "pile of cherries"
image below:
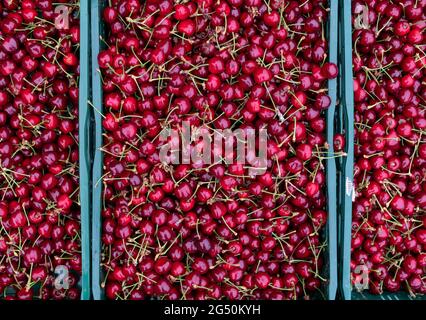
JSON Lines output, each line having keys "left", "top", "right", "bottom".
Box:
{"left": 0, "top": 0, "right": 81, "bottom": 300}
{"left": 99, "top": 0, "right": 338, "bottom": 300}
{"left": 351, "top": 0, "right": 426, "bottom": 296}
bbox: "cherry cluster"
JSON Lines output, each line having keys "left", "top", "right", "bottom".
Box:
{"left": 99, "top": 0, "right": 339, "bottom": 300}
{"left": 0, "top": 0, "right": 81, "bottom": 300}
{"left": 351, "top": 0, "right": 426, "bottom": 296}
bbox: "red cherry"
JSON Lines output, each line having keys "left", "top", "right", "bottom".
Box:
{"left": 253, "top": 67, "right": 272, "bottom": 83}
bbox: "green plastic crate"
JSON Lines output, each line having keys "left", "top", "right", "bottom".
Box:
{"left": 91, "top": 0, "right": 339, "bottom": 300}
{"left": 0, "top": 1, "right": 91, "bottom": 300}
{"left": 338, "top": 0, "right": 424, "bottom": 301}
{"left": 1, "top": 1, "right": 91, "bottom": 301}
{"left": 2, "top": 1, "right": 92, "bottom": 300}
{"left": 79, "top": 0, "right": 91, "bottom": 300}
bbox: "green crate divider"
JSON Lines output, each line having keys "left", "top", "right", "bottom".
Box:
{"left": 338, "top": 0, "right": 355, "bottom": 301}
{"left": 336, "top": 0, "right": 343, "bottom": 299}
{"left": 91, "top": 0, "right": 338, "bottom": 300}
{"left": 338, "top": 0, "right": 424, "bottom": 301}
{"left": 91, "top": 0, "right": 105, "bottom": 300}
{"left": 79, "top": 0, "right": 91, "bottom": 300}
{"left": 325, "top": 0, "right": 338, "bottom": 301}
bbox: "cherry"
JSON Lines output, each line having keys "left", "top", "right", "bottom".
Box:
{"left": 359, "top": 29, "right": 376, "bottom": 46}
{"left": 321, "top": 62, "right": 338, "bottom": 79}
{"left": 208, "top": 57, "right": 225, "bottom": 74}
{"left": 306, "top": 182, "right": 320, "bottom": 198}
{"left": 253, "top": 67, "right": 272, "bottom": 83}
{"left": 23, "top": 247, "right": 42, "bottom": 266}
{"left": 296, "top": 144, "right": 313, "bottom": 161}
{"left": 105, "top": 282, "right": 122, "bottom": 299}
{"left": 177, "top": 19, "right": 196, "bottom": 36}
{"left": 17, "top": 288, "right": 33, "bottom": 300}
{"left": 254, "top": 272, "right": 270, "bottom": 289}
{"left": 210, "top": 202, "right": 227, "bottom": 219}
